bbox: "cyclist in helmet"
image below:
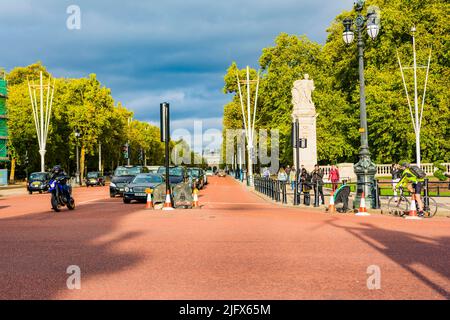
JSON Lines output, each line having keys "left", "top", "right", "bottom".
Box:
{"left": 395, "top": 162, "right": 425, "bottom": 217}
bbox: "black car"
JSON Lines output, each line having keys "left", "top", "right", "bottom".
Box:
{"left": 110, "top": 166, "right": 149, "bottom": 197}
{"left": 27, "top": 172, "right": 51, "bottom": 194}
{"left": 85, "top": 171, "right": 106, "bottom": 187}
{"left": 157, "top": 166, "right": 188, "bottom": 186}
{"left": 187, "top": 167, "right": 205, "bottom": 190}
{"left": 123, "top": 173, "right": 165, "bottom": 204}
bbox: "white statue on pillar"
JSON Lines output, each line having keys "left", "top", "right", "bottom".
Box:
{"left": 292, "top": 74, "right": 315, "bottom": 116}
{"left": 292, "top": 74, "right": 318, "bottom": 172}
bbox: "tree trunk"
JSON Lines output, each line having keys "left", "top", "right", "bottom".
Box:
{"left": 9, "top": 158, "right": 15, "bottom": 184}
{"left": 80, "top": 145, "right": 85, "bottom": 185}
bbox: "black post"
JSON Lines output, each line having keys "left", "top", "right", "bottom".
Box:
{"left": 161, "top": 103, "right": 171, "bottom": 199}
{"left": 424, "top": 178, "right": 430, "bottom": 210}
{"left": 294, "top": 120, "right": 300, "bottom": 205}
{"left": 283, "top": 182, "right": 287, "bottom": 204}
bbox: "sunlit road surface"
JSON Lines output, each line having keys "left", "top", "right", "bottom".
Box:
{"left": 0, "top": 176, "right": 448, "bottom": 300}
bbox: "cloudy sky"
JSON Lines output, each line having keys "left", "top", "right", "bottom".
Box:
{"left": 0, "top": 0, "right": 352, "bottom": 150}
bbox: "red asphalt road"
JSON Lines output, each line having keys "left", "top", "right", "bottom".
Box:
{"left": 0, "top": 176, "right": 449, "bottom": 300}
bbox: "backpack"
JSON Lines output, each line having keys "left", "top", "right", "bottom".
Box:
{"left": 410, "top": 165, "right": 426, "bottom": 179}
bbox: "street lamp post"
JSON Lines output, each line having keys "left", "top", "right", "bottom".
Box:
{"left": 342, "top": 0, "right": 379, "bottom": 209}
{"left": 74, "top": 128, "right": 81, "bottom": 185}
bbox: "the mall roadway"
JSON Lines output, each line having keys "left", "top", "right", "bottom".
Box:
{"left": 0, "top": 176, "right": 448, "bottom": 300}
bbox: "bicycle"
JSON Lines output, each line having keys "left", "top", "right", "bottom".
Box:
{"left": 387, "top": 187, "right": 438, "bottom": 218}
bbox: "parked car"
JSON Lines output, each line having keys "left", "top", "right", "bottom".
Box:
{"left": 27, "top": 172, "right": 51, "bottom": 194}
{"left": 110, "top": 165, "right": 149, "bottom": 198}
{"left": 85, "top": 171, "right": 106, "bottom": 187}
{"left": 157, "top": 166, "right": 188, "bottom": 186}
{"left": 123, "top": 173, "right": 165, "bottom": 204}
{"left": 187, "top": 167, "right": 205, "bottom": 190}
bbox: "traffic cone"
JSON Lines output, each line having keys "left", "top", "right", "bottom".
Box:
{"left": 192, "top": 188, "right": 199, "bottom": 208}
{"left": 162, "top": 190, "right": 174, "bottom": 211}
{"left": 327, "top": 192, "right": 336, "bottom": 213}
{"left": 356, "top": 192, "right": 370, "bottom": 216}
{"left": 145, "top": 191, "right": 153, "bottom": 210}
{"left": 405, "top": 196, "right": 422, "bottom": 220}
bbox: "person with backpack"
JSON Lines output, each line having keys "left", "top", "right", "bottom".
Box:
{"left": 396, "top": 162, "right": 426, "bottom": 217}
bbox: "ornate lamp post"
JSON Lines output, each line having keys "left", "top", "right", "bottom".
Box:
{"left": 342, "top": 0, "right": 380, "bottom": 209}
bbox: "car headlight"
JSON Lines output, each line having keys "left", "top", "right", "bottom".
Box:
{"left": 110, "top": 182, "right": 116, "bottom": 188}
{"left": 125, "top": 187, "right": 130, "bottom": 192}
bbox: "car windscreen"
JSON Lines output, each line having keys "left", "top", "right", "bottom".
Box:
{"left": 188, "top": 169, "right": 201, "bottom": 177}
{"left": 157, "top": 167, "right": 183, "bottom": 177}
{"left": 87, "top": 172, "right": 99, "bottom": 178}
{"left": 30, "top": 173, "right": 47, "bottom": 180}
{"left": 133, "top": 175, "right": 163, "bottom": 184}
{"left": 114, "top": 167, "right": 141, "bottom": 176}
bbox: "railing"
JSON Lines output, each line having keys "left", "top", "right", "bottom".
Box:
{"left": 320, "top": 163, "right": 450, "bottom": 181}
{"left": 254, "top": 176, "right": 287, "bottom": 204}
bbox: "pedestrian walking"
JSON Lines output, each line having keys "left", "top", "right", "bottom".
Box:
{"left": 262, "top": 167, "right": 271, "bottom": 178}
{"left": 391, "top": 163, "right": 402, "bottom": 202}
{"left": 330, "top": 165, "right": 340, "bottom": 192}
{"left": 312, "top": 164, "right": 325, "bottom": 205}
{"left": 277, "top": 167, "right": 288, "bottom": 182}
{"left": 285, "top": 165, "right": 291, "bottom": 177}
{"left": 289, "top": 166, "right": 296, "bottom": 191}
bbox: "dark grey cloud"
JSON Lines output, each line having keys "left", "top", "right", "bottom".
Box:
{"left": 0, "top": 0, "right": 353, "bottom": 148}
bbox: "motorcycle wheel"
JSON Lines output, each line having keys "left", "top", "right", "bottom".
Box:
{"left": 67, "top": 198, "right": 76, "bottom": 210}
{"left": 51, "top": 194, "right": 61, "bottom": 212}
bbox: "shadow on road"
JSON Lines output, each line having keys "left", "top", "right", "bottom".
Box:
{"left": 326, "top": 219, "right": 450, "bottom": 299}
{"left": 0, "top": 198, "right": 145, "bottom": 299}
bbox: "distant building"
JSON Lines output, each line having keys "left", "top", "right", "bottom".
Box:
{"left": 202, "top": 148, "right": 221, "bottom": 169}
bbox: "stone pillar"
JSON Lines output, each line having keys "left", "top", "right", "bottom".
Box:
{"left": 291, "top": 74, "right": 318, "bottom": 172}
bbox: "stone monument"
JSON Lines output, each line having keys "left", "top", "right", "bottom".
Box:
{"left": 292, "top": 74, "right": 318, "bottom": 172}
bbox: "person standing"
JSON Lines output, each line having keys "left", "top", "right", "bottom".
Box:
{"left": 289, "top": 166, "right": 296, "bottom": 191}
{"left": 277, "top": 167, "right": 288, "bottom": 182}
{"left": 391, "top": 163, "right": 402, "bottom": 202}
{"left": 330, "top": 165, "right": 340, "bottom": 192}
{"left": 312, "top": 164, "right": 325, "bottom": 205}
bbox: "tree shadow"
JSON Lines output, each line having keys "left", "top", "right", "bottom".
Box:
{"left": 0, "top": 199, "right": 146, "bottom": 299}
{"left": 325, "top": 219, "right": 450, "bottom": 299}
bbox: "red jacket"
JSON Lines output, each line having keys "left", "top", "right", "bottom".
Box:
{"left": 330, "top": 168, "right": 340, "bottom": 182}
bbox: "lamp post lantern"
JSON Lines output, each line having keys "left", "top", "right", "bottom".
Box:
{"left": 342, "top": 0, "right": 379, "bottom": 209}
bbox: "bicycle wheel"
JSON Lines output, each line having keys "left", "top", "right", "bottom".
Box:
{"left": 387, "top": 196, "right": 410, "bottom": 217}
{"left": 422, "top": 197, "right": 437, "bottom": 218}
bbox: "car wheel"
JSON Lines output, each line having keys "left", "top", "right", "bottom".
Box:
{"left": 123, "top": 198, "right": 131, "bottom": 204}
{"left": 110, "top": 194, "right": 115, "bottom": 198}
{"left": 29, "top": 190, "right": 32, "bottom": 195}
{"left": 39, "top": 191, "right": 43, "bottom": 194}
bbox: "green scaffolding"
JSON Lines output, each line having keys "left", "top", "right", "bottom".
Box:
{"left": 0, "top": 79, "right": 8, "bottom": 161}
